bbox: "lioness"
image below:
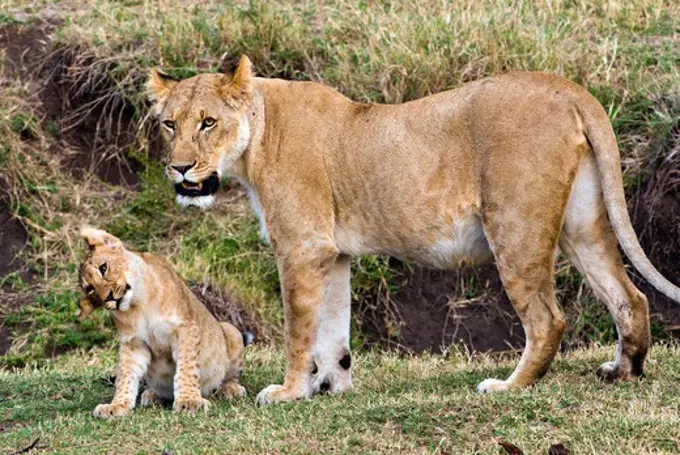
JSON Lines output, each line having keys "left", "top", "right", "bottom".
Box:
{"left": 79, "top": 227, "right": 251, "bottom": 417}
{"left": 147, "top": 56, "right": 680, "bottom": 405}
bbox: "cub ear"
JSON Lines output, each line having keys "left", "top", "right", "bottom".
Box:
{"left": 147, "top": 68, "right": 178, "bottom": 115}
{"left": 80, "top": 226, "right": 123, "bottom": 250}
{"left": 220, "top": 55, "right": 253, "bottom": 109}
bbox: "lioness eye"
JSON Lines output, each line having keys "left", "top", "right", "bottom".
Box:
{"left": 99, "top": 263, "right": 108, "bottom": 275}
{"left": 163, "top": 120, "right": 175, "bottom": 130}
{"left": 201, "top": 117, "right": 216, "bottom": 130}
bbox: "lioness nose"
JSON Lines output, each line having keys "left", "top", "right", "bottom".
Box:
{"left": 170, "top": 162, "right": 195, "bottom": 175}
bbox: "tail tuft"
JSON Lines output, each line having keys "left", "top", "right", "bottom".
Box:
{"left": 242, "top": 331, "right": 255, "bottom": 347}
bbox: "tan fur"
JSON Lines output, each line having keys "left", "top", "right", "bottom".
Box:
{"left": 148, "top": 57, "right": 680, "bottom": 404}
{"left": 78, "top": 228, "right": 247, "bottom": 418}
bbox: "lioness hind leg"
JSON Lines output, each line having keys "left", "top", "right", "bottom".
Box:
{"left": 477, "top": 141, "right": 576, "bottom": 392}
{"left": 559, "top": 155, "right": 649, "bottom": 380}
{"left": 477, "top": 263, "right": 566, "bottom": 392}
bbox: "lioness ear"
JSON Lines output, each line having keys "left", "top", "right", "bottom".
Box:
{"left": 147, "top": 68, "right": 178, "bottom": 115}
{"left": 80, "top": 227, "right": 123, "bottom": 250}
{"left": 221, "top": 55, "right": 253, "bottom": 109}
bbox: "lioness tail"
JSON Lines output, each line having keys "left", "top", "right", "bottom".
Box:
{"left": 580, "top": 97, "right": 680, "bottom": 303}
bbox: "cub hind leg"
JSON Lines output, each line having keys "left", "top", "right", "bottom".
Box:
{"left": 559, "top": 153, "right": 649, "bottom": 380}
{"left": 217, "top": 322, "right": 248, "bottom": 398}
{"left": 140, "top": 389, "right": 163, "bottom": 408}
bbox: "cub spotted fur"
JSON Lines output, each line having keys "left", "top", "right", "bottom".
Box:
{"left": 78, "top": 227, "right": 251, "bottom": 418}
{"left": 148, "top": 56, "right": 680, "bottom": 405}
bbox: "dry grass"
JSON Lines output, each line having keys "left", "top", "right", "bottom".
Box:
{"left": 2, "top": 344, "right": 680, "bottom": 454}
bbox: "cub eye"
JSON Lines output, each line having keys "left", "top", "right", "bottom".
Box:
{"left": 85, "top": 285, "right": 95, "bottom": 295}
{"left": 99, "top": 263, "right": 108, "bottom": 276}
{"left": 201, "top": 117, "right": 216, "bottom": 130}
{"left": 163, "top": 120, "right": 175, "bottom": 130}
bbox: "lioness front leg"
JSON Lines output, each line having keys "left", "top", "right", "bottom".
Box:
{"left": 313, "top": 254, "right": 353, "bottom": 395}
{"left": 94, "top": 340, "right": 150, "bottom": 419}
{"left": 173, "top": 324, "right": 211, "bottom": 413}
{"left": 256, "top": 239, "right": 338, "bottom": 406}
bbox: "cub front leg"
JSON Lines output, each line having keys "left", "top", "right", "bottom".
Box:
{"left": 173, "top": 323, "right": 211, "bottom": 413}
{"left": 94, "top": 340, "right": 150, "bottom": 419}
{"left": 256, "top": 239, "right": 338, "bottom": 406}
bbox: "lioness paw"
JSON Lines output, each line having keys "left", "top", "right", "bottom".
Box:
{"left": 596, "top": 361, "right": 639, "bottom": 382}
{"left": 255, "top": 383, "right": 311, "bottom": 407}
{"left": 476, "top": 378, "right": 510, "bottom": 393}
{"left": 312, "top": 370, "right": 352, "bottom": 396}
{"left": 173, "top": 396, "right": 211, "bottom": 413}
{"left": 93, "top": 403, "right": 132, "bottom": 419}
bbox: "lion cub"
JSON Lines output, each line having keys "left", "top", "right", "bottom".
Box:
{"left": 78, "top": 227, "right": 252, "bottom": 418}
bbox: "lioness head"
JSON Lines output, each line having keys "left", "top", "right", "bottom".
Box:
{"left": 147, "top": 56, "right": 254, "bottom": 209}
{"left": 78, "top": 227, "right": 133, "bottom": 318}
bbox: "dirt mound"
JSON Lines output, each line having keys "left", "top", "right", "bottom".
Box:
{"left": 189, "top": 283, "right": 270, "bottom": 343}
{"left": 40, "top": 46, "right": 155, "bottom": 187}
{"left": 629, "top": 127, "right": 680, "bottom": 334}
{"left": 357, "top": 263, "right": 524, "bottom": 353}
{"left": 0, "top": 23, "right": 50, "bottom": 79}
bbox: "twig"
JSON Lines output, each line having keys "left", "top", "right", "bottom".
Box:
{"left": 9, "top": 437, "right": 40, "bottom": 455}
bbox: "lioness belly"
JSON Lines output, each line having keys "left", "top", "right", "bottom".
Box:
{"left": 335, "top": 212, "right": 493, "bottom": 269}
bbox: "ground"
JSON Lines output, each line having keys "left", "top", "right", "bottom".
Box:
{"left": 2, "top": 345, "right": 680, "bottom": 454}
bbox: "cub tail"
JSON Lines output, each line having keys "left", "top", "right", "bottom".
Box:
{"left": 242, "top": 331, "right": 255, "bottom": 347}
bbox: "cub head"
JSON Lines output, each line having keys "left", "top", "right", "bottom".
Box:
{"left": 147, "top": 55, "right": 254, "bottom": 209}
{"left": 78, "top": 227, "right": 133, "bottom": 319}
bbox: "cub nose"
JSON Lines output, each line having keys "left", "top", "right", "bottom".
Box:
{"left": 170, "top": 162, "right": 195, "bottom": 175}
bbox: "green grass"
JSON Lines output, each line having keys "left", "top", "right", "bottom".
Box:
{"left": 2, "top": 344, "right": 680, "bottom": 454}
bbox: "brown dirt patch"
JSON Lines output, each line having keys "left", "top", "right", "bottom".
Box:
{"left": 357, "top": 262, "right": 524, "bottom": 354}
{"left": 39, "top": 46, "right": 150, "bottom": 187}
{"left": 0, "top": 290, "right": 34, "bottom": 356}
{"left": 0, "top": 22, "right": 51, "bottom": 79}
{"left": 0, "top": 197, "right": 28, "bottom": 281}
{"left": 629, "top": 126, "right": 680, "bottom": 333}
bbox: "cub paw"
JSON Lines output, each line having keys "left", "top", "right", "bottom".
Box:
{"left": 255, "top": 383, "right": 311, "bottom": 407}
{"left": 220, "top": 382, "right": 247, "bottom": 399}
{"left": 173, "top": 396, "right": 211, "bottom": 413}
{"left": 476, "top": 378, "right": 510, "bottom": 393}
{"left": 140, "top": 390, "right": 162, "bottom": 408}
{"left": 93, "top": 403, "right": 132, "bottom": 419}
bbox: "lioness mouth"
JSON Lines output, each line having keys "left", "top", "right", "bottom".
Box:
{"left": 174, "top": 172, "right": 220, "bottom": 198}
{"left": 181, "top": 181, "right": 203, "bottom": 190}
